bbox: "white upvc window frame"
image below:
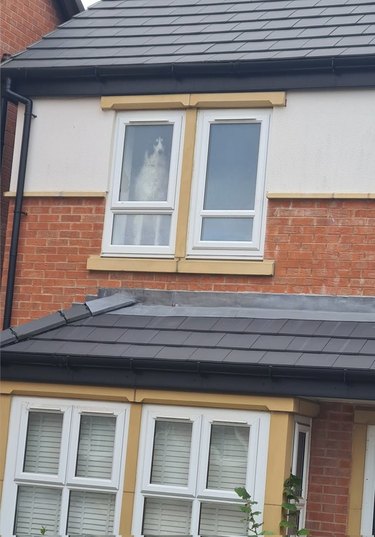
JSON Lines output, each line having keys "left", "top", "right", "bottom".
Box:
{"left": 1, "top": 397, "right": 129, "bottom": 537}
{"left": 291, "top": 417, "right": 311, "bottom": 532}
{"left": 132, "top": 405, "right": 270, "bottom": 537}
{"left": 187, "top": 109, "right": 270, "bottom": 260}
{"left": 361, "top": 425, "right": 375, "bottom": 537}
{"left": 102, "top": 110, "right": 185, "bottom": 257}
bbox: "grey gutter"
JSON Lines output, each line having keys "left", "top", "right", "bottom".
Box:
{"left": 3, "top": 54, "right": 375, "bottom": 97}
{"left": 2, "top": 350, "right": 375, "bottom": 400}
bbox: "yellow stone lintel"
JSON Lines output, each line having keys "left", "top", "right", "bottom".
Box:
{"left": 87, "top": 255, "right": 178, "bottom": 273}
{"left": 267, "top": 192, "right": 375, "bottom": 199}
{"left": 101, "top": 92, "right": 286, "bottom": 110}
{"left": 354, "top": 409, "right": 375, "bottom": 424}
{"left": 4, "top": 191, "right": 107, "bottom": 198}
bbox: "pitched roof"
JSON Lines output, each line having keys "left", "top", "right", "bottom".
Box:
{"left": 5, "top": 0, "right": 375, "bottom": 71}
{"left": 2, "top": 291, "right": 375, "bottom": 400}
{"left": 2, "top": 0, "right": 375, "bottom": 95}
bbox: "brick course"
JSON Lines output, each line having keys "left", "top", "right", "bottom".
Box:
{"left": 306, "top": 403, "right": 354, "bottom": 537}
{"left": 1, "top": 197, "right": 374, "bottom": 325}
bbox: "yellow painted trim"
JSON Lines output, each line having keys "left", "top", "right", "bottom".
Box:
{"left": 355, "top": 410, "right": 375, "bottom": 425}
{"left": 120, "top": 403, "right": 142, "bottom": 537}
{"left": 0, "top": 395, "right": 11, "bottom": 490}
{"left": 175, "top": 108, "right": 197, "bottom": 258}
{"left": 347, "top": 423, "right": 367, "bottom": 537}
{"left": 267, "top": 192, "right": 375, "bottom": 200}
{"left": 101, "top": 92, "right": 286, "bottom": 111}
{"left": 87, "top": 255, "right": 275, "bottom": 275}
{"left": 263, "top": 412, "right": 294, "bottom": 533}
{"left": 4, "top": 191, "right": 107, "bottom": 198}
{"left": 87, "top": 256, "right": 178, "bottom": 272}
{"left": 295, "top": 399, "right": 320, "bottom": 418}
{"left": 177, "top": 258, "right": 275, "bottom": 276}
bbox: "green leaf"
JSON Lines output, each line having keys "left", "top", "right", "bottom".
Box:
{"left": 280, "top": 520, "right": 295, "bottom": 529}
{"left": 282, "top": 502, "right": 298, "bottom": 511}
{"left": 297, "top": 530, "right": 309, "bottom": 535}
{"left": 235, "top": 486, "right": 250, "bottom": 500}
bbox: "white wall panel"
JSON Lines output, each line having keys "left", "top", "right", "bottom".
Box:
{"left": 266, "top": 89, "right": 375, "bottom": 193}
{"left": 10, "top": 98, "right": 115, "bottom": 192}
{"left": 10, "top": 90, "right": 375, "bottom": 194}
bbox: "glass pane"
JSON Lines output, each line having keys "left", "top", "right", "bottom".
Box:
{"left": 112, "top": 214, "right": 171, "bottom": 246}
{"left": 203, "top": 123, "right": 261, "bottom": 211}
{"left": 75, "top": 414, "right": 116, "bottom": 479}
{"left": 151, "top": 419, "right": 192, "bottom": 486}
{"left": 199, "top": 502, "right": 247, "bottom": 536}
{"left": 23, "top": 411, "right": 63, "bottom": 474}
{"left": 14, "top": 485, "right": 61, "bottom": 535}
{"left": 142, "top": 497, "right": 192, "bottom": 536}
{"left": 207, "top": 424, "right": 250, "bottom": 490}
{"left": 201, "top": 218, "right": 253, "bottom": 242}
{"left": 119, "top": 124, "right": 173, "bottom": 202}
{"left": 67, "top": 490, "right": 115, "bottom": 535}
{"left": 295, "top": 431, "right": 306, "bottom": 496}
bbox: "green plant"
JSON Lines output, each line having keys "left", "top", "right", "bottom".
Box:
{"left": 235, "top": 486, "right": 273, "bottom": 536}
{"left": 40, "top": 527, "right": 47, "bottom": 535}
{"left": 280, "top": 474, "right": 309, "bottom": 536}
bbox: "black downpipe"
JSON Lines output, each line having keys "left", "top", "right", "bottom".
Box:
{"left": 3, "top": 79, "right": 33, "bottom": 329}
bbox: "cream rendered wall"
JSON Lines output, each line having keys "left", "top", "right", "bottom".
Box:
{"left": 10, "top": 98, "right": 115, "bottom": 193}
{"left": 10, "top": 89, "right": 375, "bottom": 194}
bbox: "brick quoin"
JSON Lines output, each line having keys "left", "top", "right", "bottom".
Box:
{"left": 1, "top": 197, "right": 374, "bottom": 326}
{"left": 306, "top": 403, "right": 354, "bottom": 537}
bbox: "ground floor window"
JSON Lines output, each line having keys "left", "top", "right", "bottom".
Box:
{"left": 1, "top": 397, "right": 129, "bottom": 537}
{"left": 132, "top": 405, "right": 270, "bottom": 537}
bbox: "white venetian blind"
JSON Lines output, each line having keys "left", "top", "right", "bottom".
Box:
{"left": 207, "top": 424, "right": 250, "bottom": 490}
{"left": 199, "top": 502, "right": 247, "bottom": 536}
{"left": 142, "top": 497, "right": 192, "bottom": 536}
{"left": 67, "top": 490, "right": 115, "bottom": 535}
{"left": 75, "top": 414, "right": 116, "bottom": 479}
{"left": 14, "top": 485, "right": 61, "bottom": 535}
{"left": 23, "top": 411, "right": 63, "bottom": 474}
{"left": 150, "top": 419, "right": 192, "bottom": 486}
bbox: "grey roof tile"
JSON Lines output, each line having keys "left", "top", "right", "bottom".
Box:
{"left": 224, "top": 349, "right": 265, "bottom": 363}
{"left": 12, "top": 312, "right": 66, "bottom": 339}
{"left": 333, "top": 354, "right": 375, "bottom": 369}
{"left": 156, "top": 346, "right": 198, "bottom": 360}
{"left": 183, "top": 332, "right": 225, "bottom": 347}
{"left": 122, "top": 344, "right": 164, "bottom": 358}
{"left": 191, "top": 347, "right": 231, "bottom": 362}
{"left": 219, "top": 333, "right": 260, "bottom": 349}
{"left": 253, "top": 334, "right": 295, "bottom": 350}
{"left": 260, "top": 351, "right": 301, "bottom": 365}
{"left": 3, "top": 340, "right": 35, "bottom": 352}
{"left": 246, "top": 318, "right": 288, "bottom": 333}
{"left": 150, "top": 330, "right": 192, "bottom": 345}
{"left": 279, "top": 319, "right": 322, "bottom": 336}
{"left": 81, "top": 314, "right": 122, "bottom": 327}
{"left": 179, "top": 317, "right": 220, "bottom": 331}
{"left": 287, "top": 336, "right": 330, "bottom": 352}
{"left": 61, "top": 303, "right": 90, "bottom": 322}
{"left": 89, "top": 343, "right": 130, "bottom": 356}
{"left": 296, "top": 353, "right": 339, "bottom": 367}
{"left": 0, "top": 329, "right": 17, "bottom": 347}
{"left": 112, "top": 315, "right": 153, "bottom": 328}
{"left": 58, "top": 341, "right": 98, "bottom": 354}
{"left": 147, "top": 316, "right": 187, "bottom": 329}
{"left": 350, "top": 322, "right": 375, "bottom": 338}
{"left": 359, "top": 340, "right": 375, "bottom": 355}
{"left": 322, "top": 338, "right": 367, "bottom": 354}
{"left": 212, "top": 318, "right": 253, "bottom": 332}
{"left": 118, "top": 328, "right": 158, "bottom": 344}
{"left": 314, "top": 321, "right": 357, "bottom": 337}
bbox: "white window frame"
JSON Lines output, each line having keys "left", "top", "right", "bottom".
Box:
{"left": 291, "top": 417, "right": 311, "bottom": 532}
{"left": 102, "top": 110, "right": 185, "bottom": 257}
{"left": 187, "top": 109, "right": 270, "bottom": 260}
{"left": 1, "top": 397, "right": 129, "bottom": 537}
{"left": 132, "top": 405, "right": 270, "bottom": 537}
{"left": 361, "top": 425, "right": 375, "bottom": 537}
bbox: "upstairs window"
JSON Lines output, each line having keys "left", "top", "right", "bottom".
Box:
{"left": 103, "top": 108, "right": 270, "bottom": 261}
{"left": 1, "top": 397, "right": 128, "bottom": 537}
{"left": 132, "top": 405, "right": 270, "bottom": 537}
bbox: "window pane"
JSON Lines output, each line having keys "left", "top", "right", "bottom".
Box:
{"left": 67, "top": 490, "right": 115, "bottom": 535}
{"left": 14, "top": 485, "right": 61, "bottom": 535}
{"left": 201, "top": 218, "right": 253, "bottom": 242}
{"left": 199, "top": 502, "right": 247, "bottom": 536}
{"left": 75, "top": 414, "right": 116, "bottom": 479}
{"left": 142, "top": 497, "right": 192, "bottom": 536}
{"left": 112, "top": 214, "right": 171, "bottom": 246}
{"left": 23, "top": 411, "right": 63, "bottom": 474}
{"left": 203, "top": 123, "right": 261, "bottom": 211}
{"left": 295, "top": 431, "right": 306, "bottom": 496}
{"left": 207, "top": 424, "right": 250, "bottom": 490}
{"left": 151, "top": 419, "right": 192, "bottom": 486}
{"left": 119, "top": 124, "right": 173, "bottom": 202}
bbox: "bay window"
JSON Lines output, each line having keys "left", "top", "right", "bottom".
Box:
{"left": 1, "top": 397, "right": 128, "bottom": 537}
{"left": 132, "top": 405, "right": 270, "bottom": 537}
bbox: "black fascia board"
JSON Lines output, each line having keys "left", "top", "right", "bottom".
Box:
{"left": 3, "top": 55, "right": 375, "bottom": 97}
{"left": 2, "top": 350, "right": 375, "bottom": 401}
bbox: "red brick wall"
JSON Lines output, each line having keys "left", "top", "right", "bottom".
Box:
{"left": 1, "top": 0, "right": 63, "bottom": 273}
{"left": 306, "top": 403, "right": 354, "bottom": 537}
{"left": 1, "top": 198, "right": 374, "bottom": 325}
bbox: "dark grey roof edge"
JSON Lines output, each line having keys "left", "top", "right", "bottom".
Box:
{"left": 55, "top": 0, "right": 84, "bottom": 21}
{"left": 2, "top": 352, "right": 375, "bottom": 401}
{"left": 3, "top": 54, "right": 375, "bottom": 96}
{"left": 0, "top": 293, "right": 136, "bottom": 347}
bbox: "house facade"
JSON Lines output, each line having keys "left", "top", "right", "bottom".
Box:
{"left": 0, "top": 0, "right": 374, "bottom": 536}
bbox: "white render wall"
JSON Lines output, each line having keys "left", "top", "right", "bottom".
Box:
{"left": 10, "top": 89, "right": 375, "bottom": 194}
